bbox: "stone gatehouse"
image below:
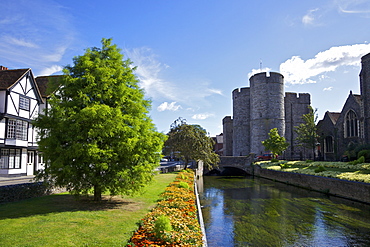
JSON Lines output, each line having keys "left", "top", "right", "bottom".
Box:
{"left": 223, "top": 71, "right": 311, "bottom": 160}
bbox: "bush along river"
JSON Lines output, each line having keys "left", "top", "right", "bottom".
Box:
{"left": 198, "top": 176, "right": 370, "bottom": 247}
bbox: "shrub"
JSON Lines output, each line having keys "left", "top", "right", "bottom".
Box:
{"left": 178, "top": 181, "right": 190, "bottom": 189}
{"left": 279, "top": 163, "right": 290, "bottom": 169}
{"left": 358, "top": 150, "right": 370, "bottom": 162}
{"left": 349, "top": 156, "right": 365, "bottom": 165}
{"left": 154, "top": 215, "right": 173, "bottom": 241}
{"left": 314, "top": 165, "right": 326, "bottom": 173}
{"left": 305, "top": 159, "right": 314, "bottom": 163}
{"left": 271, "top": 158, "right": 279, "bottom": 163}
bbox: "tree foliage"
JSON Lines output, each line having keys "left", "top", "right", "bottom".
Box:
{"left": 262, "top": 128, "right": 289, "bottom": 158}
{"left": 34, "top": 38, "right": 166, "bottom": 201}
{"left": 294, "top": 106, "right": 319, "bottom": 159}
{"left": 164, "top": 118, "right": 219, "bottom": 169}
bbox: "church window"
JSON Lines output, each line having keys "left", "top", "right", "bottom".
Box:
{"left": 345, "top": 110, "right": 359, "bottom": 137}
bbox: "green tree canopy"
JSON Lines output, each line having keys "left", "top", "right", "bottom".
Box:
{"left": 262, "top": 128, "right": 289, "bottom": 158}
{"left": 34, "top": 38, "right": 166, "bottom": 201}
{"left": 294, "top": 106, "right": 319, "bottom": 160}
{"left": 164, "top": 118, "right": 220, "bottom": 169}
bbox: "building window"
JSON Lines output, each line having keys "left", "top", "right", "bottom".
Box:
{"left": 0, "top": 149, "right": 21, "bottom": 169}
{"left": 19, "top": 96, "right": 30, "bottom": 111}
{"left": 325, "top": 136, "right": 334, "bottom": 153}
{"left": 7, "top": 119, "right": 28, "bottom": 141}
{"left": 345, "top": 110, "right": 359, "bottom": 137}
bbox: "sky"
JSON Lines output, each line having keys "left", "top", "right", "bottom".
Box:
{"left": 1, "top": 0, "right": 370, "bottom": 136}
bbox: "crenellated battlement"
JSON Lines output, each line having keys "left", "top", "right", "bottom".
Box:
{"left": 285, "top": 92, "right": 310, "bottom": 103}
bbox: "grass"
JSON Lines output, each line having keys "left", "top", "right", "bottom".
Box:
{"left": 0, "top": 172, "right": 177, "bottom": 247}
{"left": 257, "top": 160, "right": 370, "bottom": 183}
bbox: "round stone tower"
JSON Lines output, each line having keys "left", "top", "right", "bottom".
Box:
{"left": 360, "top": 53, "right": 370, "bottom": 143}
{"left": 232, "top": 87, "right": 250, "bottom": 156}
{"left": 250, "top": 72, "right": 285, "bottom": 155}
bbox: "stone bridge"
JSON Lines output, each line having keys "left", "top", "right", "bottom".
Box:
{"left": 208, "top": 154, "right": 255, "bottom": 175}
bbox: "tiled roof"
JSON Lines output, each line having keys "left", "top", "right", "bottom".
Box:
{"left": 35, "top": 75, "right": 63, "bottom": 97}
{"left": 327, "top": 112, "right": 341, "bottom": 124}
{"left": 0, "top": 69, "right": 29, "bottom": 89}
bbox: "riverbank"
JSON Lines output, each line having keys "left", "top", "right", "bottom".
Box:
{"left": 254, "top": 165, "right": 370, "bottom": 204}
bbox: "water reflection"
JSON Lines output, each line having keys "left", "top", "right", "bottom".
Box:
{"left": 199, "top": 176, "right": 370, "bottom": 247}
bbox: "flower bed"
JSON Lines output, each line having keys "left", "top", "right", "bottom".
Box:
{"left": 257, "top": 160, "right": 370, "bottom": 183}
{"left": 127, "top": 170, "right": 203, "bottom": 246}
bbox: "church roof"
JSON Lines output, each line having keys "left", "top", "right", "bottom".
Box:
{"left": 326, "top": 112, "right": 341, "bottom": 124}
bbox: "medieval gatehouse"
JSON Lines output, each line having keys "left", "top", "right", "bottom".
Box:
{"left": 223, "top": 71, "right": 312, "bottom": 160}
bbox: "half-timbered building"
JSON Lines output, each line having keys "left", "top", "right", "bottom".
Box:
{"left": 0, "top": 66, "right": 44, "bottom": 176}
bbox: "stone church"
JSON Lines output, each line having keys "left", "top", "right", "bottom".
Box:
{"left": 317, "top": 53, "right": 370, "bottom": 161}
{"left": 222, "top": 71, "right": 312, "bottom": 160}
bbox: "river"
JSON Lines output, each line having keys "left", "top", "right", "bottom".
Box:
{"left": 198, "top": 176, "right": 370, "bottom": 247}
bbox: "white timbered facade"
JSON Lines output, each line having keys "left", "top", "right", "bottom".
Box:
{"left": 0, "top": 67, "right": 45, "bottom": 176}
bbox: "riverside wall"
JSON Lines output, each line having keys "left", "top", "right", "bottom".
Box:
{"left": 253, "top": 165, "right": 370, "bottom": 204}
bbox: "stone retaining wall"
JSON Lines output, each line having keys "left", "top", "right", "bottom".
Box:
{"left": 0, "top": 183, "right": 66, "bottom": 203}
{"left": 254, "top": 165, "right": 370, "bottom": 204}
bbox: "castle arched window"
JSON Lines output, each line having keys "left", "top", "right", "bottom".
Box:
{"left": 345, "top": 110, "right": 359, "bottom": 138}
{"left": 325, "top": 136, "right": 334, "bottom": 153}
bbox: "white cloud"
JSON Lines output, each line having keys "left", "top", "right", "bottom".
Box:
{"left": 191, "top": 113, "right": 214, "bottom": 120}
{"left": 125, "top": 47, "right": 223, "bottom": 105}
{"left": 248, "top": 67, "right": 272, "bottom": 79}
{"left": 302, "top": 8, "right": 319, "bottom": 25}
{"left": 206, "top": 88, "right": 223, "bottom": 95}
{"left": 157, "top": 102, "right": 182, "bottom": 112}
{"left": 280, "top": 43, "right": 370, "bottom": 84}
{"left": 3, "top": 36, "right": 38, "bottom": 48}
{"left": 323, "top": 86, "right": 333, "bottom": 91}
{"left": 125, "top": 47, "right": 177, "bottom": 101}
{"left": 39, "top": 65, "right": 63, "bottom": 76}
{"left": 0, "top": 0, "right": 75, "bottom": 74}
{"left": 337, "top": 0, "right": 370, "bottom": 15}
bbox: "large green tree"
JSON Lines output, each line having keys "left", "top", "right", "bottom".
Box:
{"left": 34, "top": 38, "right": 166, "bottom": 201}
{"left": 262, "top": 128, "right": 289, "bottom": 159}
{"left": 294, "top": 106, "right": 319, "bottom": 160}
{"left": 164, "top": 118, "right": 220, "bottom": 169}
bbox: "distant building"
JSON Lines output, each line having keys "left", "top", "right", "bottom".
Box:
{"left": 212, "top": 133, "right": 223, "bottom": 156}
{"left": 223, "top": 72, "right": 311, "bottom": 160}
{"left": 317, "top": 53, "right": 370, "bottom": 160}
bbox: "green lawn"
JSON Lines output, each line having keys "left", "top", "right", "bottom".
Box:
{"left": 257, "top": 160, "right": 370, "bottom": 183}
{"left": 0, "top": 173, "right": 177, "bottom": 247}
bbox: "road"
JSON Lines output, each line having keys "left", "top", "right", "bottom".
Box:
{"left": 0, "top": 175, "right": 35, "bottom": 187}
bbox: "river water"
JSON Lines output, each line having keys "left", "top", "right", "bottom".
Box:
{"left": 198, "top": 176, "right": 370, "bottom": 247}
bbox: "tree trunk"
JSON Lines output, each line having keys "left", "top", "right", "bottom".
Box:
{"left": 184, "top": 158, "right": 189, "bottom": 170}
{"left": 94, "top": 184, "right": 102, "bottom": 201}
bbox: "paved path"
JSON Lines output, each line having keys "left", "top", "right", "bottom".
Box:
{"left": 0, "top": 175, "right": 35, "bottom": 187}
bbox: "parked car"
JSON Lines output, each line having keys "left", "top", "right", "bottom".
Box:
{"left": 256, "top": 153, "right": 274, "bottom": 161}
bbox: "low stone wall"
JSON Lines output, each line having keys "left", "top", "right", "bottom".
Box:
{"left": 0, "top": 182, "right": 66, "bottom": 203}
{"left": 254, "top": 165, "right": 370, "bottom": 204}
{"left": 0, "top": 182, "right": 51, "bottom": 203}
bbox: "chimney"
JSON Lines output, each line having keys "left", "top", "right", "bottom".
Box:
{"left": 0, "top": 66, "right": 8, "bottom": 71}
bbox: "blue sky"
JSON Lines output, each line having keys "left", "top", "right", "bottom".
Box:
{"left": 1, "top": 0, "right": 370, "bottom": 136}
